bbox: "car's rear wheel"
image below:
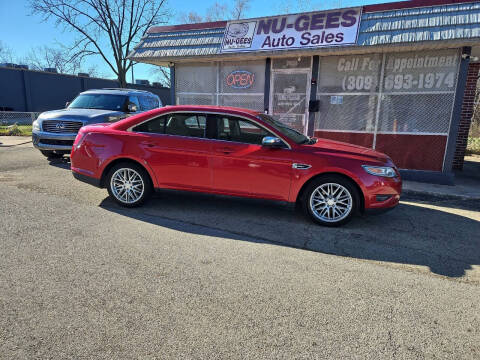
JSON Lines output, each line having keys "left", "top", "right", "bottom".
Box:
{"left": 302, "top": 175, "right": 359, "bottom": 227}
{"left": 40, "top": 150, "right": 63, "bottom": 159}
{"left": 106, "top": 162, "right": 152, "bottom": 207}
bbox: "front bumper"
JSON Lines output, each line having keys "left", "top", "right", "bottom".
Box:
{"left": 32, "top": 130, "right": 76, "bottom": 151}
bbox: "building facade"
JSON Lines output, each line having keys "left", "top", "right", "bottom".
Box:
{"left": 128, "top": 0, "right": 480, "bottom": 183}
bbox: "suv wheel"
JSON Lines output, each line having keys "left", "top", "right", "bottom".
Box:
{"left": 40, "top": 150, "right": 63, "bottom": 159}
{"left": 302, "top": 175, "right": 359, "bottom": 227}
{"left": 106, "top": 162, "right": 152, "bottom": 207}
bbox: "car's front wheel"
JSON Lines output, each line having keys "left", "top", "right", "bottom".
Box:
{"left": 106, "top": 162, "right": 153, "bottom": 207}
{"left": 302, "top": 175, "right": 359, "bottom": 227}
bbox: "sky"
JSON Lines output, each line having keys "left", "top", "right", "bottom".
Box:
{"left": 0, "top": 0, "right": 399, "bottom": 82}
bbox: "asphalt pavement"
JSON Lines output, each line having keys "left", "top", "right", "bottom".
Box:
{"left": 1, "top": 143, "right": 479, "bottom": 359}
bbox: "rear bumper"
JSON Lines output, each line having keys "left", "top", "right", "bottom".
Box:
{"left": 32, "top": 130, "right": 76, "bottom": 151}
{"left": 72, "top": 170, "right": 102, "bottom": 188}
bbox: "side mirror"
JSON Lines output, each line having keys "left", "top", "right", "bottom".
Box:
{"left": 127, "top": 103, "right": 138, "bottom": 112}
{"left": 262, "top": 136, "right": 283, "bottom": 148}
{"left": 65, "top": 101, "right": 70, "bottom": 108}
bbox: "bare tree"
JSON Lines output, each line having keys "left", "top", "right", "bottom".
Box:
{"left": 231, "top": 0, "right": 250, "bottom": 20}
{"left": 205, "top": 1, "right": 229, "bottom": 21}
{"left": 0, "top": 41, "right": 14, "bottom": 63}
{"left": 178, "top": 11, "right": 204, "bottom": 24}
{"left": 30, "top": 0, "right": 170, "bottom": 87}
{"left": 177, "top": 0, "right": 250, "bottom": 24}
{"left": 24, "top": 46, "right": 83, "bottom": 74}
{"left": 149, "top": 65, "right": 171, "bottom": 87}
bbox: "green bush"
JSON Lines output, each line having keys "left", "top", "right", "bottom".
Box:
{"left": 467, "top": 137, "right": 480, "bottom": 155}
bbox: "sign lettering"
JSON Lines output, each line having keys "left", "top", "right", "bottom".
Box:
{"left": 225, "top": 70, "right": 255, "bottom": 89}
{"left": 221, "top": 8, "right": 361, "bottom": 53}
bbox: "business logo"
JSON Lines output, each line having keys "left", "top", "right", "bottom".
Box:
{"left": 222, "top": 21, "right": 256, "bottom": 50}
{"left": 225, "top": 70, "right": 255, "bottom": 89}
{"left": 227, "top": 23, "right": 250, "bottom": 38}
{"left": 55, "top": 122, "right": 66, "bottom": 130}
{"left": 221, "top": 8, "right": 362, "bottom": 53}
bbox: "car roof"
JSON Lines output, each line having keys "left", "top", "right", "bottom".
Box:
{"left": 111, "top": 105, "right": 263, "bottom": 131}
{"left": 80, "top": 88, "right": 159, "bottom": 96}
{"left": 160, "top": 105, "right": 261, "bottom": 116}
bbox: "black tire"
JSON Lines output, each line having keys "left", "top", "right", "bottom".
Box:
{"left": 40, "top": 150, "right": 63, "bottom": 159}
{"left": 106, "top": 162, "right": 153, "bottom": 207}
{"left": 301, "top": 175, "right": 360, "bottom": 227}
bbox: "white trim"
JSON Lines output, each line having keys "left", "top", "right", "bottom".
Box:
{"left": 442, "top": 49, "right": 463, "bottom": 172}
{"left": 373, "top": 53, "right": 386, "bottom": 149}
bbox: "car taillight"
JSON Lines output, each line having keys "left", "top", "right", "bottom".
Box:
{"left": 73, "top": 130, "right": 87, "bottom": 148}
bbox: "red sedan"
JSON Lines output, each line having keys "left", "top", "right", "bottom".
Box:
{"left": 70, "top": 105, "right": 401, "bottom": 226}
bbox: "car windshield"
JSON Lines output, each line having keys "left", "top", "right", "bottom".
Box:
{"left": 68, "top": 94, "right": 127, "bottom": 111}
{"left": 257, "top": 114, "right": 310, "bottom": 144}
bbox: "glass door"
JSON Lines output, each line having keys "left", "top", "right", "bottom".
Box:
{"left": 269, "top": 57, "right": 311, "bottom": 135}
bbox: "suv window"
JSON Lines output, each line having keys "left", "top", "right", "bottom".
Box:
{"left": 139, "top": 95, "right": 159, "bottom": 111}
{"left": 214, "top": 115, "right": 271, "bottom": 145}
{"left": 166, "top": 113, "right": 206, "bottom": 138}
{"left": 128, "top": 96, "right": 140, "bottom": 111}
{"left": 132, "top": 115, "right": 166, "bottom": 133}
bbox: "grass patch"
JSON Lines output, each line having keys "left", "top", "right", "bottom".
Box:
{"left": 466, "top": 137, "right": 480, "bottom": 155}
{"left": 0, "top": 124, "right": 32, "bottom": 136}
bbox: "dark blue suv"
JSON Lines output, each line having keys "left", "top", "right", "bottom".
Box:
{"left": 32, "top": 88, "right": 162, "bottom": 158}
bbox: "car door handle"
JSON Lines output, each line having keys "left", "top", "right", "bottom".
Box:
{"left": 142, "top": 142, "right": 156, "bottom": 148}
{"left": 215, "top": 147, "right": 235, "bottom": 154}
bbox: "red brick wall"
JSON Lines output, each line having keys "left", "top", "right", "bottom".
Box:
{"left": 453, "top": 62, "right": 480, "bottom": 170}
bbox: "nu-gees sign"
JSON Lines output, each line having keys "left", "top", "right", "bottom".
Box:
{"left": 221, "top": 8, "right": 361, "bottom": 53}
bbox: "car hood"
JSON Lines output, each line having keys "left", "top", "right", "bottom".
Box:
{"left": 307, "top": 138, "right": 390, "bottom": 163}
{"left": 38, "top": 108, "right": 124, "bottom": 123}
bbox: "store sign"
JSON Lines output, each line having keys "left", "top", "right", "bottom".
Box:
{"left": 221, "top": 8, "right": 361, "bottom": 53}
{"left": 225, "top": 70, "right": 255, "bottom": 89}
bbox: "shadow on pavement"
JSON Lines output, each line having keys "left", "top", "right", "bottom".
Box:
{"left": 47, "top": 156, "right": 71, "bottom": 170}
{"left": 100, "top": 190, "right": 480, "bottom": 279}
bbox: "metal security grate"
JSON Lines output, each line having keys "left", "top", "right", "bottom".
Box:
{"left": 42, "top": 120, "right": 83, "bottom": 133}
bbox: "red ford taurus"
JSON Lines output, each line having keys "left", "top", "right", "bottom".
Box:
{"left": 71, "top": 105, "right": 401, "bottom": 226}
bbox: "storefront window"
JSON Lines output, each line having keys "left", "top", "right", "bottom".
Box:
{"left": 316, "top": 53, "right": 382, "bottom": 138}
{"left": 378, "top": 49, "right": 459, "bottom": 135}
{"left": 175, "top": 60, "right": 265, "bottom": 111}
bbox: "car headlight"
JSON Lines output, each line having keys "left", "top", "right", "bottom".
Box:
{"left": 362, "top": 165, "right": 396, "bottom": 178}
{"left": 32, "top": 120, "right": 41, "bottom": 131}
{"left": 106, "top": 115, "right": 124, "bottom": 122}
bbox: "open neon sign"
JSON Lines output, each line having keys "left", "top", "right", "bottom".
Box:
{"left": 225, "top": 70, "right": 255, "bottom": 89}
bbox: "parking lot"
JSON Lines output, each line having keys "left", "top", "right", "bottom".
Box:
{"left": 1, "top": 142, "right": 480, "bottom": 358}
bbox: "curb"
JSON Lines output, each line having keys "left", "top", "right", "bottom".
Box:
{"left": 402, "top": 188, "right": 480, "bottom": 201}
{"left": 0, "top": 140, "right": 32, "bottom": 147}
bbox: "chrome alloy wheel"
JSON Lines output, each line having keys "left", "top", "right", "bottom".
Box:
{"left": 309, "top": 183, "right": 353, "bottom": 223}
{"left": 110, "top": 168, "right": 145, "bottom": 204}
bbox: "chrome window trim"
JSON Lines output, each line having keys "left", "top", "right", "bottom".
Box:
{"left": 127, "top": 110, "right": 292, "bottom": 150}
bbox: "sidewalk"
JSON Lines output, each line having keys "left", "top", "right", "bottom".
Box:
{"left": 402, "top": 155, "right": 480, "bottom": 200}
{"left": 0, "top": 136, "right": 32, "bottom": 147}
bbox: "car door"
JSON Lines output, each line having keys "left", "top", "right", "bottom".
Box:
{"left": 209, "top": 114, "right": 293, "bottom": 201}
{"left": 131, "top": 112, "right": 213, "bottom": 191}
